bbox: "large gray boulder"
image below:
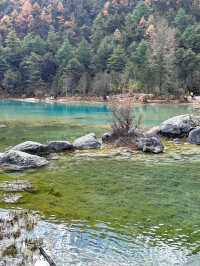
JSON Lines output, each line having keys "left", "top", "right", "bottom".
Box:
{"left": 188, "top": 128, "right": 200, "bottom": 144}
{"left": 136, "top": 136, "right": 164, "bottom": 154}
{"left": 47, "top": 141, "right": 74, "bottom": 152}
{"left": 160, "top": 114, "right": 198, "bottom": 137}
{"left": 0, "top": 150, "right": 48, "bottom": 170}
{"left": 73, "top": 133, "right": 101, "bottom": 149}
{"left": 12, "top": 141, "right": 48, "bottom": 155}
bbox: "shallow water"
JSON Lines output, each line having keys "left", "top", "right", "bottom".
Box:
{"left": 0, "top": 100, "right": 200, "bottom": 265}
{"left": 1, "top": 208, "right": 200, "bottom": 266}
{"left": 0, "top": 99, "right": 194, "bottom": 126}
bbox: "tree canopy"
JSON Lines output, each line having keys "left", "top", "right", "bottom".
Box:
{"left": 0, "top": 0, "right": 199, "bottom": 96}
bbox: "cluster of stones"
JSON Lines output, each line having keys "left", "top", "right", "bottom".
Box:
{"left": 0, "top": 114, "right": 200, "bottom": 172}
{"left": 159, "top": 114, "right": 200, "bottom": 142}
{"left": 0, "top": 180, "right": 33, "bottom": 203}
{"left": 102, "top": 114, "right": 200, "bottom": 154}
{"left": 0, "top": 134, "right": 101, "bottom": 171}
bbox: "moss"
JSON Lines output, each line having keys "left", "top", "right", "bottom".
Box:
{"left": 0, "top": 156, "right": 200, "bottom": 237}
{"left": 2, "top": 244, "right": 17, "bottom": 257}
{"left": 0, "top": 116, "right": 199, "bottom": 247}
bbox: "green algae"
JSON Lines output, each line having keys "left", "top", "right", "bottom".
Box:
{"left": 0, "top": 156, "right": 200, "bottom": 234}
{"left": 0, "top": 111, "right": 200, "bottom": 254}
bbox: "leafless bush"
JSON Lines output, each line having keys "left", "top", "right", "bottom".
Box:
{"left": 110, "top": 98, "right": 135, "bottom": 137}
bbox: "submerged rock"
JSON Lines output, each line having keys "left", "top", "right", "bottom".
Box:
{"left": 12, "top": 141, "right": 49, "bottom": 155}
{"left": 34, "top": 260, "right": 50, "bottom": 266}
{"left": 2, "top": 194, "right": 22, "bottom": 203}
{"left": 136, "top": 136, "right": 164, "bottom": 154}
{"left": 0, "top": 150, "right": 48, "bottom": 170}
{"left": 73, "top": 133, "right": 101, "bottom": 149}
{"left": 160, "top": 114, "right": 199, "bottom": 137}
{"left": 188, "top": 128, "right": 200, "bottom": 144}
{"left": 47, "top": 141, "right": 74, "bottom": 152}
{"left": 0, "top": 124, "right": 7, "bottom": 128}
{"left": 0, "top": 180, "right": 32, "bottom": 192}
{"left": 173, "top": 138, "right": 181, "bottom": 144}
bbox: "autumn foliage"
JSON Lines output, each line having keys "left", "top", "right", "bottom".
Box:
{"left": 0, "top": 0, "right": 199, "bottom": 97}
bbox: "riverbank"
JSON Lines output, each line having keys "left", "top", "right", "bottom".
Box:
{"left": 1, "top": 93, "right": 198, "bottom": 105}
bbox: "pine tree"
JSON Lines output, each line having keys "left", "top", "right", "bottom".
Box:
{"left": 108, "top": 46, "right": 126, "bottom": 72}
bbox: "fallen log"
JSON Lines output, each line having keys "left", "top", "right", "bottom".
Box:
{"left": 39, "top": 247, "right": 56, "bottom": 266}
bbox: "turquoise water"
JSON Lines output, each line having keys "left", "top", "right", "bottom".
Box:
{"left": 0, "top": 100, "right": 194, "bottom": 126}
{"left": 0, "top": 100, "right": 200, "bottom": 266}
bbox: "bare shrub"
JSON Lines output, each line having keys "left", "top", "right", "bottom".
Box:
{"left": 110, "top": 98, "right": 135, "bottom": 137}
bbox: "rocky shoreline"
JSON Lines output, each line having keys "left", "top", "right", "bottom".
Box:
{"left": 2, "top": 94, "right": 197, "bottom": 105}
{"left": 1, "top": 113, "right": 200, "bottom": 207}
{"left": 0, "top": 114, "right": 199, "bottom": 172}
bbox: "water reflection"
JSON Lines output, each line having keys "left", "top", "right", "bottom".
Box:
{"left": 1, "top": 208, "right": 200, "bottom": 266}
{"left": 34, "top": 218, "right": 200, "bottom": 266}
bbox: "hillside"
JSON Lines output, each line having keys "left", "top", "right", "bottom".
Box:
{"left": 0, "top": 0, "right": 200, "bottom": 97}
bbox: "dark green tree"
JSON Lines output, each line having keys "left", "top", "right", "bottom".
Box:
{"left": 108, "top": 46, "right": 126, "bottom": 72}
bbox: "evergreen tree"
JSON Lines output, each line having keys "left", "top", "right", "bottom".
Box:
{"left": 55, "top": 39, "right": 74, "bottom": 67}
{"left": 96, "top": 36, "right": 115, "bottom": 71}
{"left": 108, "top": 46, "right": 126, "bottom": 72}
{"left": 76, "top": 39, "right": 91, "bottom": 70}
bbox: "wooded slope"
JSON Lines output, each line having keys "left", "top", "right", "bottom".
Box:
{"left": 0, "top": 0, "right": 200, "bottom": 96}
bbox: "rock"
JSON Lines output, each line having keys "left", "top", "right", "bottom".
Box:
{"left": 2, "top": 194, "right": 22, "bottom": 203}
{"left": 136, "top": 136, "right": 164, "bottom": 154}
{"left": 47, "top": 141, "right": 74, "bottom": 152}
{"left": 73, "top": 133, "right": 101, "bottom": 149}
{"left": 0, "top": 124, "right": 7, "bottom": 128}
{"left": 34, "top": 260, "right": 50, "bottom": 266}
{"left": 160, "top": 114, "right": 197, "bottom": 137}
{"left": 47, "top": 153, "right": 60, "bottom": 160}
{"left": 145, "top": 126, "right": 160, "bottom": 137}
{"left": 188, "top": 128, "right": 200, "bottom": 144}
{"left": 0, "top": 150, "right": 48, "bottom": 170}
{"left": 12, "top": 141, "right": 49, "bottom": 155}
{"left": 128, "top": 128, "right": 135, "bottom": 137}
{"left": 102, "top": 132, "right": 113, "bottom": 143}
{"left": 0, "top": 180, "right": 32, "bottom": 192}
{"left": 173, "top": 138, "right": 181, "bottom": 144}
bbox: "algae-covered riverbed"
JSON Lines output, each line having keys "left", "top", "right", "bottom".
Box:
{"left": 0, "top": 100, "right": 199, "bottom": 265}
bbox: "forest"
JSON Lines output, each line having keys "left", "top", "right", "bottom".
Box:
{"left": 0, "top": 0, "right": 200, "bottom": 97}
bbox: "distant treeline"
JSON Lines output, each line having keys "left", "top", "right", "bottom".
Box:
{"left": 0, "top": 0, "right": 200, "bottom": 97}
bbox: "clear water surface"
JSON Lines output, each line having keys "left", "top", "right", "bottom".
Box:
{"left": 0, "top": 100, "right": 199, "bottom": 266}
{"left": 0, "top": 99, "right": 194, "bottom": 126}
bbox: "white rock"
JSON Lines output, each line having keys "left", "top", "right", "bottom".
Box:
{"left": 34, "top": 260, "right": 50, "bottom": 266}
